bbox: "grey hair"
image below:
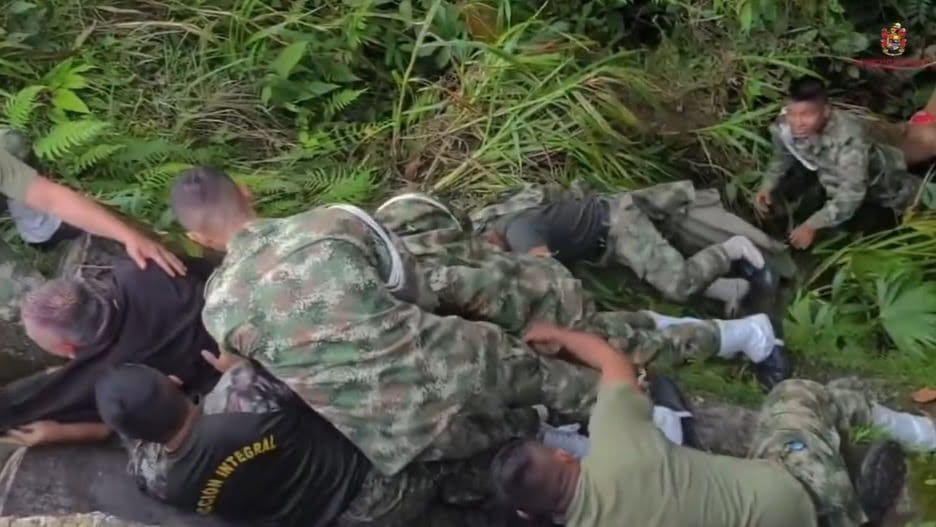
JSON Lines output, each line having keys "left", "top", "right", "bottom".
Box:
{"left": 170, "top": 166, "right": 249, "bottom": 233}
{"left": 20, "top": 278, "right": 109, "bottom": 347}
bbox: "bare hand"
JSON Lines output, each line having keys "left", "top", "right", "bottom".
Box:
{"left": 527, "top": 246, "right": 552, "bottom": 257}
{"left": 788, "top": 224, "right": 816, "bottom": 249}
{"left": 123, "top": 231, "right": 187, "bottom": 277}
{"left": 754, "top": 189, "right": 772, "bottom": 217}
{"left": 202, "top": 348, "right": 244, "bottom": 373}
{"left": 5, "top": 421, "right": 62, "bottom": 447}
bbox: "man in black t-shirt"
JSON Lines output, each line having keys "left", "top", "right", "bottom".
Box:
{"left": 95, "top": 361, "right": 520, "bottom": 527}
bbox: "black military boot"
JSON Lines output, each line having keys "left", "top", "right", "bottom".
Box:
{"left": 855, "top": 440, "right": 908, "bottom": 526}
{"left": 753, "top": 345, "right": 791, "bottom": 393}
{"left": 733, "top": 259, "right": 782, "bottom": 319}
{"left": 648, "top": 375, "right": 700, "bottom": 449}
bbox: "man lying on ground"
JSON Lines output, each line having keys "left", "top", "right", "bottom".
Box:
{"left": 754, "top": 77, "right": 924, "bottom": 249}
{"left": 0, "top": 257, "right": 220, "bottom": 446}
{"left": 169, "top": 167, "right": 787, "bottom": 481}
{"left": 472, "top": 180, "right": 780, "bottom": 316}
{"left": 373, "top": 190, "right": 789, "bottom": 389}
{"left": 492, "top": 321, "right": 936, "bottom": 527}
{"left": 95, "top": 360, "right": 541, "bottom": 527}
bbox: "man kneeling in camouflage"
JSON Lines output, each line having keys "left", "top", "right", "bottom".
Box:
{"left": 492, "top": 322, "right": 936, "bottom": 527}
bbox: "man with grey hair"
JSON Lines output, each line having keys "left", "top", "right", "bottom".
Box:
{"left": 0, "top": 256, "right": 220, "bottom": 446}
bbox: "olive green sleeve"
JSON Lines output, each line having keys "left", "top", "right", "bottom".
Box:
{"left": 0, "top": 148, "right": 38, "bottom": 201}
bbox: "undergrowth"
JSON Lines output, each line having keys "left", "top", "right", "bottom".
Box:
{"left": 4, "top": 1, "right": 936, "bottom": 512}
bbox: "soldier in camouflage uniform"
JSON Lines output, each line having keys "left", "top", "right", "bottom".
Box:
{"left": 170, "top": 167, "right": 785, "bottom": 479}
{"left": 376, "top": 191, "right": 788, "bottom": 389}
{"left": 468, "top": 180, "right": 789, "bottom": 316}
{"left": 491, "top": 323, "right": 931, "bottom": 527}
{"left": 754, "top": 77, "right": 923, "bottom": 249}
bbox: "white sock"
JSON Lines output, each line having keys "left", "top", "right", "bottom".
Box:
{"left": 721, "top": 236, "right": 765, "bottom": 269}
{"left": 872, "top": 403, "right": 936, "bottom": 452}
{"left": 715, "top": 314, "right": 780, "bottom": 363}
{"left": 703, "top": 278, "right": 750, "bottom": 317}
{"left": 653, "top": 405, "right": 691, "bottom": 445}
{"left": 647, "top": 311, "right": 703, "bottom": 329}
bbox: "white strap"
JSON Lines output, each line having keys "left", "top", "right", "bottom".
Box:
{"left": 0, "top": 446, "right": 27, "bottom": 514}
{"left": 329, "top": 204, "right": 404, "bottom": 291}
{"left": 778, "top": 107, "right": 818, "bottom": 171}
{"left": 376, "top": 192, "right": 460, "bottom": 226}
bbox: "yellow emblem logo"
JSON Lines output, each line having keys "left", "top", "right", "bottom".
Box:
{"left": 880, "top": 23, "right": 907, "bottom": 56}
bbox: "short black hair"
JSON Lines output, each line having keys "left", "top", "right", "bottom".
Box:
{"left": 95, "top": 364, "right": 190, "bottom": 443}
{"left": 789, "top": 76, "right": 827, "bottom": 104}
{"left": 170, "top": 166, "right": 249, "bottom": 232}
{"left": 490, "top": 440, "right": 565, "bottom": 518}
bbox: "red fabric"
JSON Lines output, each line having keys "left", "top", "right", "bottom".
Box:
{"left": 910, "top": 111, "right": 935, "bottom": 126}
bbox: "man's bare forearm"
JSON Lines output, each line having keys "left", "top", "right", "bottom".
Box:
{"left": 553, "top": 329, "right": 638, "bottom": 387}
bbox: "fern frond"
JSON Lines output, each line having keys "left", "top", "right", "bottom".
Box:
{"left": 68, "top": 143, "right": 126, "bottom": 175}
{"left": 35, "top": 120, "right": 109, "bottom": 161}
{"left": 324, "top": 89, "right": 366, "bottom": 119}
{"left": 3, "top": 86, "right": 45, "bottom": 129}
{"left": 135, "top": 162, "right": 195, "bottom": 193}
{"left": 305, "top": 165, "right": 378, "bottom": 205}
{"left": 110, "top": 138, "right": 179, "bottom": 166}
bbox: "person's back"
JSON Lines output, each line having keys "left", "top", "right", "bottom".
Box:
{"left": 565, "top": 383, "right": 816, "bottom": 527}
{"left": 102, "top": 362, "right": 371, "bottom": 527}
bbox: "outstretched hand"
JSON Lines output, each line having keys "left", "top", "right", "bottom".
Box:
{"left": 202, "top": 348, "right": 245, "bottom": 373}
{"left": 123, "top": 231, "right": 187, "bottom": 277}
{"left": 5, "top": 421, "right": 62, "bottom": 447}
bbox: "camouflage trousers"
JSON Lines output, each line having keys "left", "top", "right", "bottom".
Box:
{"left": 749, "top": 379, "right": 876, "bottom": 527}
{"left": 335, "top": 452, "right": 501, "bottom": 527}
{"left": 374, "top": 194, "right": 721, "bottom": 367}
{"left": 601, "top": 192, "right": 732, "bottom": 303}
{"left": 867, "top": 169, "right": 922, "bottom": 211}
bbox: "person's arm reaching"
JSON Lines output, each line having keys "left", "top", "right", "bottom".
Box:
{"left": 23, "top": 177, "right": 186, "bottom": 275}
{"left": 4, "top": 420, "right": 111, "bottom": 446}
{"left": 523, "top": 321, "right": 638, "bottom": 389}
{"left": 755, "top": 126, "right": 795, "bottom": 216}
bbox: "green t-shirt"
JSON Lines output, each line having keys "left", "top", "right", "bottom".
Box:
{"left": 565, "top": 383, "right": 817, "bottom": 527}
{"left": 0, "top": 148, "right": 37, "bottom": 201}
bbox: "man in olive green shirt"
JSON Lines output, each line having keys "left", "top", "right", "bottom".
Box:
{"left": 492, "top": 322, "right": 927, "bottom": 527}
{"left": 0, "top": 128, "right": 185, "bottom": 324}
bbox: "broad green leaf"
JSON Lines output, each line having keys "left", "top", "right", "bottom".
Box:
{"left": 304, "top": 81, "right": 342, "bottom": 97}
{"left": 9, "top": 1, "right": 36, "bottom": 14}
{"left": 738, "top": 2, "right": 754, "bottom": 32}
{"left": 51, "top": 89, "right": 90, "bottom": 113}
{"left": 271, "top": 41, "right": 308, "bottom": 79}
{"left": 399, "top": 0, "right": 412, "bottom": 21}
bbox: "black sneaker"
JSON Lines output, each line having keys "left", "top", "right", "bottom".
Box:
{"left": 753, "top": 345, "right": 790, "bottom": 393}
{"left": 856, "top": 440, "right": 907, "bottom": 526}
{"left": 648, "top": 376, "right": 700, "bottom": 449}
{"left": 733, "top": 259, "right": 781, "bottom": 319}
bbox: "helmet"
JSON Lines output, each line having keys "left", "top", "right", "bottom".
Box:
{"left": 0, "top": 126, "right": 32, "bottom": 161}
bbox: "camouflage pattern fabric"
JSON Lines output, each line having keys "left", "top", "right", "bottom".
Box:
{"left": 749, "top": 378, "right": 876, "bottom": 527}
{"left": 0, "top": 514, "right": 152, "bottom": 527}
{"left": 335, "top": 454, "right": 496, "bottom": 527}
{"left": 376, "top": 194, "right": 721, "bottom": 363}
{"left": 602, "top": 189, "right": 731, "bottom": 303}
{"left": 202, "top": 207, "right": 720, "bottom": 475}
{"left": 761, "top": 108, "right": 922, "bottom": 229}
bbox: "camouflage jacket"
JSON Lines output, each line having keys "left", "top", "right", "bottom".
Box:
{"left": 124, "top": 362, "right": 298, "bottom": 500}
{"left": 761, "top": 108, "right": 907, "bottom": 229}
{"left": 202, "top": 208, "right": 492, "bottom": 476}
